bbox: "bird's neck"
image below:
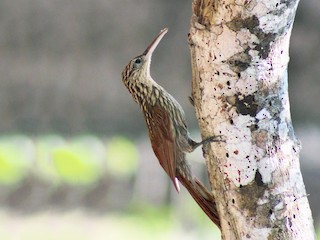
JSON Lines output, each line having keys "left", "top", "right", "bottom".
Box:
{"left": 131, "top": 77, "right": 164, "bottom": 106}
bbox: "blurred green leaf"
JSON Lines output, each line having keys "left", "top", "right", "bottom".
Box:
{"left": 35, "top": 135, "right": 66, "bottom": 183}
{"left": 0, "top": 135, "right": 34, "bottom": 185}
{"left": 52, "top": 136, "right": 104, "bottom": 185}
{"left": 106, "top": 136, "right": 138, "bottom": 178}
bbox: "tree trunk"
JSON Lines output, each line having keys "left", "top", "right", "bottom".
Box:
{"left": 189, "top": 0, "right": 315, "bottom": 239}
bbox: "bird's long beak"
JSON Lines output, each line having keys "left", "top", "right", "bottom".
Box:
{"left": 143, "top": 28, "right": 168, "bottom": 60}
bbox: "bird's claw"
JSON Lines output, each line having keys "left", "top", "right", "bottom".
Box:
{"left": 188, "top": 96, "right": 194, "bottom": 106}
{"left": 204, "top": 135, "right": 226, "bottom": 144}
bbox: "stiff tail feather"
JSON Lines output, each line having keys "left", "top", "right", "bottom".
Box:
{"left": 178, "top": 175, "right": 221, "bottom": 229}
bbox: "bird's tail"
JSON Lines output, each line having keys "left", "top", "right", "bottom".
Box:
{"left": 177, "top": 174, "right": 221, "bottom": 229}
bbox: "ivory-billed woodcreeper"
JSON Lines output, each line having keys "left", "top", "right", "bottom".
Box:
{"left": 121, "top": 28, "right": 220, "bottom": 227}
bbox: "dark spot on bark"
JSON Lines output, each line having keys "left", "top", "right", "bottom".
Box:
{"left": 226, "top": 152, "right": 229, "bottom": 158}
{"left": 255, "top": 170, "right": 264, "bottom": 186}
{"left": 235, "top": 93, "right": 258, "bottom": 117}
{"left": 226, "top": 47, "right": 252, "bottom": 72}
{"left": 254, "top": 32, "right": 277, "bottom": 59}
{"left": 249, "top": 123, "right": 259, "bottom": 131}
{"left": 238, "top": 182, "right": 265, "bottom": 208}
{"left": 269, "top": 209, "right": 273, "bottom": 215}
{"left": 288, "top": 217, "right": 293, "bottom": 227}
{"left": 280, "top": 0, "right": 297, "bottom": 9}
{"left": 238, "top": 72, "right": 241, "bottom": 78}
{"left": 226, "top": 15, "right": 259, "bottom": 32}
{"left": 269, "top": 224, "right": 287, "bottom": 239}
{"left": 293, "top": 214, "right": 296, "bottom": 219}
{"left": 234, "top": 150, "right": 239, "bottom": 155}
{"left": 226, "top": 15, "right": 276, "bottom": 59}
{"left": 230, "top": 119, "right": 234, "bottom": 124}
{"left": 232, "top": 199, "right": 235, "bottom": 204}
{"left": 236, "top": 177, "right": 269, "bottom": 225}
{"left": 226, "top": 81, "right": 230, "bottom": 86}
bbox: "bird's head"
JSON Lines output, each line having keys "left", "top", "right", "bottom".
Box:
{"left": 122, "top": 28, "right": 168, "bottom": 90}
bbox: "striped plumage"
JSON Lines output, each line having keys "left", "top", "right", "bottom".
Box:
{"left": 121, "top": 28, "right": 220, "bottom": 228}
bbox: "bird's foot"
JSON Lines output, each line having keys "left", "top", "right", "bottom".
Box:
{"left": 190, "top": 135, "right": 225, "bottom": 151}
{"left": 203, "top": 135, "right": 226, "bottom": 144}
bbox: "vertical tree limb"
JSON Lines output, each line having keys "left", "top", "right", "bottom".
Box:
{"left": 189, "top": 0, "right": 315, "bottom": 238}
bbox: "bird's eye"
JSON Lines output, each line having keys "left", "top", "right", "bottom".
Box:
{"left": 133, "top": 57, "right": 143, "bottom": 68}
{"left": 134, "top": 58, "right": 141, "bottom": 64}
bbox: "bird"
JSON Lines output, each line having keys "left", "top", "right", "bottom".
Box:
{"left": 121, "top": 28, "right": 221, "bottom": 228}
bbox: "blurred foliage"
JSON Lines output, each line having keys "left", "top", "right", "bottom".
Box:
{"left": 0, "top": 135, "right": 138, "bottom": 186}
{"left": 35, "top": 135, "right": 66, "bottom": 183}
{"left": 0, "top": 135, "right": 34, "bottom": 185}
{"left": 105, "top": 136, "right": 139, "bottom": 178}
{"left": 52, "top": 135, "right": 105, "bottom": 185}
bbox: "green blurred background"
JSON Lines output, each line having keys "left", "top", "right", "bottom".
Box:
{"left": 0, "top": 0, "right": 319, "bottom": 239}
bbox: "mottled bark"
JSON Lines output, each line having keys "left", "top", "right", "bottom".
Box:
{"left": 189, "top": 0, "right": 315, "bottom": 239}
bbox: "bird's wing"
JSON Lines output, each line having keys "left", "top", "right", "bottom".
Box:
{"left": 146, "top": 102, "right": 180, "bottom": 192}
